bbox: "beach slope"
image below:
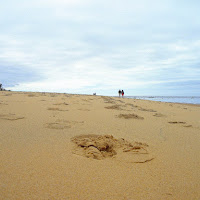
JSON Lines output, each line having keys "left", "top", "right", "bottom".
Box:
{"left": 0, "top": 91, "right": 200, "bottom": 199}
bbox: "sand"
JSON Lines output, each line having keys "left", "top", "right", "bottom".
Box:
{"left": 0, "top": 91, "right": 200, "bottom": 200}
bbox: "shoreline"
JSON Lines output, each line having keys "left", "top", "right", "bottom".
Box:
{"left": 123, "top": 96, "right": 200, "bottom": 106}
{"left": 2, "top": 90, "right": 200, "bottom": 105}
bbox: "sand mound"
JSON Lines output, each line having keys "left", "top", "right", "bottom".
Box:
{"left": 71, "top": 134, "right": 149, "bottom": 160}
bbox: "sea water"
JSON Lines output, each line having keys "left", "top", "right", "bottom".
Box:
{"left": 125, "top": 96, "right": 200, "bottom": 104}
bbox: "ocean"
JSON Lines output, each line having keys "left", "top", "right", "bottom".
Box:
{"left": 124, "top": 96, "right": 200, "bottom": 105}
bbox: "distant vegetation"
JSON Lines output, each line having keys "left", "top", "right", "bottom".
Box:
{"left": 0, "top": 83, "right": 6, "bottom": 91}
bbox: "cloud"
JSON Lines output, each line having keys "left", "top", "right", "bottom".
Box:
{"left": 1, "top": 0, "right": 200, "bottom": 95}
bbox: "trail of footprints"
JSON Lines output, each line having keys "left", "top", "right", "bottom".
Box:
{"left": 46, "top": 119, "right": 84, "bottom": 130}
{"left": 0, "top": 97, "right": 194, "bottom": 130}
{"left": 104, "top": 100, "right": 194, "bottom": 129}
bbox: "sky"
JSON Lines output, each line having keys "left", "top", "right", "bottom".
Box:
{"left": 0, "top": 0, "right": 200, "bottom": 96}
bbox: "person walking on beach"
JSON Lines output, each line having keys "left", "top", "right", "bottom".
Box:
{"left": 122, "top": 90, "right": 124, "bottom": 97}
{"left": 118, "top": 90, "right": 122, "bottom": 97}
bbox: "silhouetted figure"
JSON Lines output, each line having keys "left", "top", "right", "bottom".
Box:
{"left": 122, "top": 90, "right": 124, "bottom": 97}
{"left": 118, "top": 90, "right": 121, "bottom": 97}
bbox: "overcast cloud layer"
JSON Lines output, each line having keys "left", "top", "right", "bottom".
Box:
{"left": 1, "top": 0, "right": 200, "bottom": 95}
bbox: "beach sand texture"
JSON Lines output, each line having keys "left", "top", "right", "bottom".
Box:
{"left": 0, "top": 91, "right": 200, "bottom": 200}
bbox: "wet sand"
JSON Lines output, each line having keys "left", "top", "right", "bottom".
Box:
{"left": 0, "top": 91, "right": 200, "bottom": 199}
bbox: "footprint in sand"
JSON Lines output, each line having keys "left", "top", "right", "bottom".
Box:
{"left": 78, "top": 108, "right": 90, "bottom": 111}
{"left": 46, "top": 120, "right": 84, "bottom": 129}
{"left": 117, "top": 113, "right": 144, "bottom": 120}
{"left": 153, "top": 113, "right": 166, "bottom": 117}
{"left": 102, "top": 96, "right": 116, "bottom": 104}
{"left": 117, "top": 100, "right": 125, "bottom": 103}
{"left": 47, "top": 107, "right": 68, "bottom": 111}
{"left": 105, "top": 105, "right": 121, "bottom": 110}
{"left": 71, "top": 134, "right": 154, "bottom": 163}
{"left": 125, "top": 103, "right": 137, "bottom": 108}
{"left": 104, "top": 100, "right": 116, "bottom": 104}
{"left": 0, "top": 102, "right": 8, "bottom": 105}
{"left": 46, "top": 122, "right": 71, "bottom": 129}
{"left": 168, "top": 121, "right": 194, "bottom": 128}
{"left": 0, "top": 114, "right": 25, "bottom": 121}
{"left": 183, "top": 125, "right": 193, "bottom": 128}
{"left": 81, "top": 99, "right": 91, "bottom": 103}
{"left": 139, "top": 108, "right": 156, "bottom": 112}
{"left": 27, "top": 93, "right": 39, "bottom": 97}
{"left": 53, "top": 102, "right": 69, "bottom": 106}
{"left": 4, "top": 94, "right": 12, "bottom": 96}
{"left": 168, "top": 121, "right": 186, "bottom": 124}
{"left": 50, "top": 94, "right": 57, "bottom": 97}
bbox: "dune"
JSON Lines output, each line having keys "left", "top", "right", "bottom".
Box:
{"left": 0, "top": 91, "right": 200, "bottom": 199}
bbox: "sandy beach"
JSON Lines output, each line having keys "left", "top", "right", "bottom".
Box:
{"left": 0, "top": 91, "right": 200, "bottom": 200}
